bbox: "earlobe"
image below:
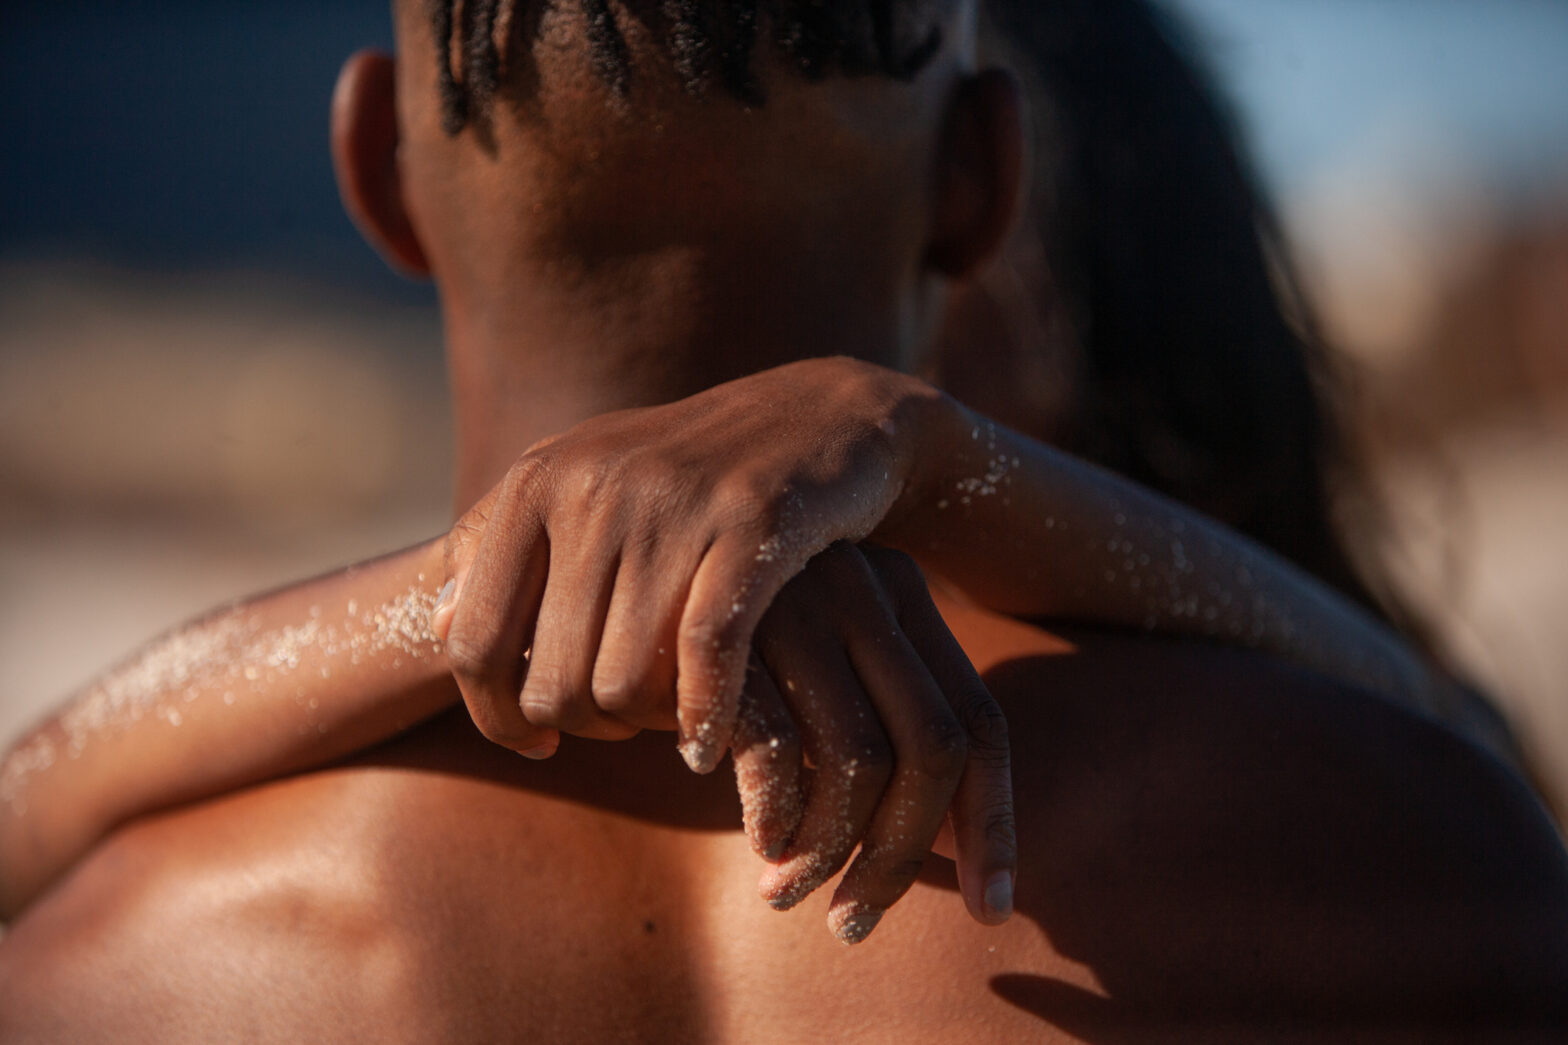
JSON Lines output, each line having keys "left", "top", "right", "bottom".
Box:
{"left": 925, "top": 68, "right": 1026, "bottom": 281}
{"left": 331, "top": 49, "right": 431, "bottom": 278}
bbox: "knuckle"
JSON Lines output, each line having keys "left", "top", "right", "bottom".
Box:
{"left": 885, "top": 855, "right": 930, "bottom": 890}
{"left": 713, "top": 469, "right": 780, "bottom": 526}
{"left": 680, "top": 611, "right": 749, "bottom": 662}
{"left": 913, "top": 711, "right": 969, "bottom": 780}
{"left": 984, "top": 804, "right": 1019, "bottom": 852}
{"left": 959, "top": 692, "right": 1011, "bottom": 755}
{"left": 581, "top": 454, "right": 621, "bottom": 500}
{"left": 746, "top": 723, "right": 801, "bottom": 768}
{"left": 735, "top": 688, "right": 801, "bottom": 763}
{"left": 591, "top": 670, "right": 651, "bottom": 718}
{"left": 842, "top": 732, "right": 894, "bottom": 780}
{"left": 444, "top": 515, "right": 483, "bottom": 571}
{"left": 560, "top": 456, "right": 621, "bottom": 516}
{"left": 843, "top": 848, "right": 926, "bottom": 907}
{"left": 766, "top": 712, "right": 803, "bottom": 753}
{"left": 769, "top": 728, "right": 804, "bottom": 767}
{"left": 620, "top": 521, "right": 665, "bottom": 568}
{"left": 503, "top": 450, "right": 555, "bottom": 499}
{"left": 520, "top": 670, "right": 589, "bottom": 731}
{"left": 442, "top": 629, "right": 497, "bottom": 682}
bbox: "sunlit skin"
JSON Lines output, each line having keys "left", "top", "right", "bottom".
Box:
{"left": 1, "top": 1, "right": 1566, "bottom": 1039}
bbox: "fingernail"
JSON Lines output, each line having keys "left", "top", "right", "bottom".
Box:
{"left": 520, "top": 743, "right": 556, "bottom": 760}
{"left": 763, "top": 875, "right": 811, "bottom": 912}
{"left": 678, "top": 734, "right": 722, "bottom": 775}
{"left": 984, "top": 871, "right": 1014, "bottom": 921}
{"left": 431, "top": 578, "right": 457, "bottom": 640}
{"left": 831, "top": 908, "right": 885, "bottom": 946}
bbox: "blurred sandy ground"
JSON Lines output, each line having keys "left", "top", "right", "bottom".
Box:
{"left": 1, "top": 168, "right": 1566, "bottom": 817}
{"left": 0, "top": 262, "right": 452, "bottom": 745}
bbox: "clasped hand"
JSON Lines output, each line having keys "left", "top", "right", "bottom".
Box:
{"left": 431, "top": 358, "right": 1016, "bottom": 943}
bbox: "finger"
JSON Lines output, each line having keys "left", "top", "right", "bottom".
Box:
{"left": 676, "top": 530, "right": 802, "bottom": 774}
{"left": 754, "top": 610, "right": 893, "bottom": 911}
{"left": 519, "top": 535, "right": 640, "bottom": 742}
{"left": 589, "top": 534, "right": 698, "bottom": 731}
{"left": 435, "top": 467, "right": 527, "bottom": 641}
{"left": 826, "top": 612, "right": 968, "bottom": 944}
{"left": 443, "top": 493, "right": 559, "bottom": 757}
{"left": 730, "top": 654, "right": 805, "bottom": 861}
{"left": 873, "top": 547, "right": 1016, "bottom": 925}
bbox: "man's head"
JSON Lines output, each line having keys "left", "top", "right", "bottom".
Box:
{"left": 332, "top": 0, "right": 1022, "bottom": 397}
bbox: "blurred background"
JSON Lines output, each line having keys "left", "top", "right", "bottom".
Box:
{"left": 2, "top": 1, "right": 1565, "bottom": 816}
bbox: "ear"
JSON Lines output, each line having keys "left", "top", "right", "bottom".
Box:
{"left": 332, "top": 49, "right": 430, "bottom": 278}
{"left": 925, "top": 68, "right": 1026, "bottom": 281}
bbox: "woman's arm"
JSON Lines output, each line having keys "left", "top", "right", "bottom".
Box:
{"left": 882, "top": 389, "right": 1468, "bottom": 727}
{"left": 882, "top": 384, "right": 1525, "bottom": 771}
{"left": 0, "top": 540, "right": 453, "bottom": 916}
{"left": 0, "top": 356, "right": 1495, "bottom": 919}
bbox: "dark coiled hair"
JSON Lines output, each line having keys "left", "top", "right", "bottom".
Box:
{"left": 425, "top": 0, "right": 946, "bottom": 133}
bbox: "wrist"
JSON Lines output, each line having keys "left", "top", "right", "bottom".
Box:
{"left": 873, "top": 374, "right": 971, "bottom": 549}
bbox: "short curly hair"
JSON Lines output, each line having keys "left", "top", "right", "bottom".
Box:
{"left": 426, "top": 0, "right": 949, "bottom": 133}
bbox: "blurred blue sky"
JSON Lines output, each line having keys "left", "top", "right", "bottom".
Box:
{"left": 1167, "top": 0, "right": 1568, "bottom": 198}
{"left": 2, "top": 1, "right": 1565, "bottom": 297}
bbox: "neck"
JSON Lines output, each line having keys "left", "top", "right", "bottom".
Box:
{"left": 444, "top": 315, "right": 709, "bottom": 513}
{"left": 441, "top": 248, "right": 918, "bottom": 514}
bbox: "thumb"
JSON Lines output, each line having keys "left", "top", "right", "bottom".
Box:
{"left": 432, "top": 507, "right": 488, "bottom": 641}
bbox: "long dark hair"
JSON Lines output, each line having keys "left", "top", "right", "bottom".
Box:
{"left": 977, "top": 0, "right": 1412, "bottom": 629}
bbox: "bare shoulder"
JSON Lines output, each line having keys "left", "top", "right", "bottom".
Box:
{"left": 0, "top": 770, "right": 425, "bottom": 1042}
{"left": 3, "top": 613, "right": 1565, "bottom": 1040}
{"left": 0, "top": 750, "right": 708, "bottom": 1043}
{"left": 953, "top": 609, "right": 1568, "bottom": 1029}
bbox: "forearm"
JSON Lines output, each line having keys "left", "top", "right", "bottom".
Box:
{"left": 0, "top": 538, "right": 454, "bottom": 918}
{"left": 879, "top": 392, "right": 1469, "bottom": 734}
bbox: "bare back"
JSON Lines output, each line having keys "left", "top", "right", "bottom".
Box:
{"left": 3, "top": 605, "right": 1566, "bottom": 1042}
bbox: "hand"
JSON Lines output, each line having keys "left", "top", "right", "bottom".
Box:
{"left": 433, "top": 357, "right": 952, "bottom": 771}
{"left": 734, "top": 543, "right": 1016, "bottom": 943}
{"left": 428, "top": 358, "right": 1012, "bottom": 940}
